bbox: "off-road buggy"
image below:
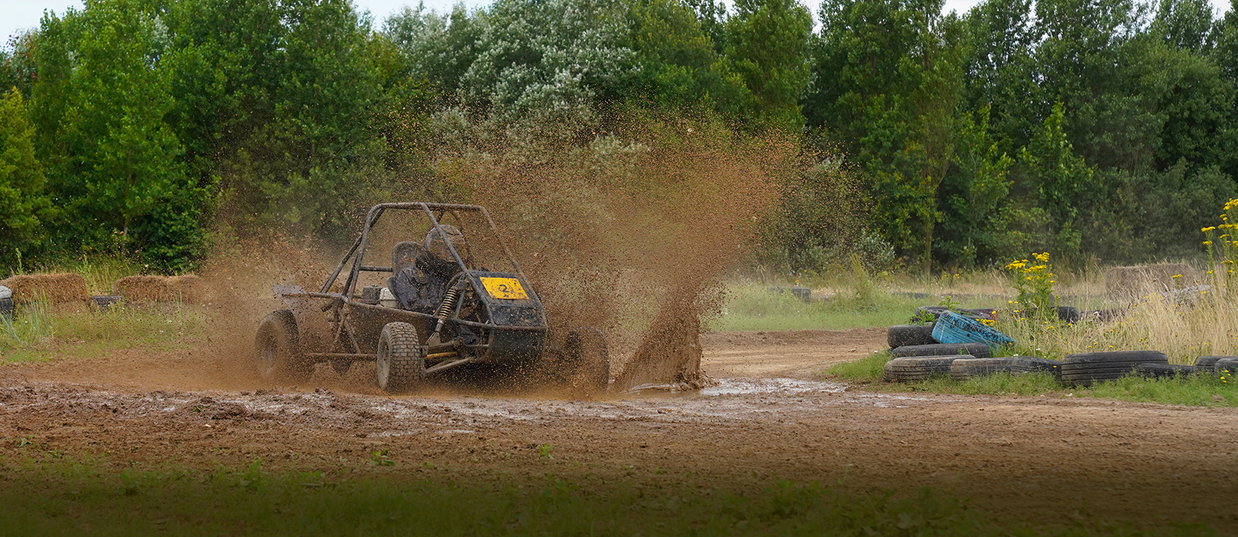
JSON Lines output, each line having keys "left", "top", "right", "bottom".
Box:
{"left": 254, "top": 202, "right": 609, "bottom": 393}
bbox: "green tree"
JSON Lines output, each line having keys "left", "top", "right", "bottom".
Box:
{"left": 32, "top": 1, "right": 206, "bottom": 271}
{"left": 1150, "top": 0, "right": 1215, "bottom": 52}
{"left": 0, "top": 88, "right": 53, "bottom": 267}
{"left": 1214, "top": 0, "right": 1238, "bottom": 82}
{"left": 384, "top": 3, "right": 484, "bottom": 99}
{"left": 961, "top": 0, "right": 1038, "bottom": 149}
{"left": 463, "top": 0, "right": 632, "bottom": 133}
{"left": 1126, "top": 37, "right": 1235, "bottom": 175}
{"left": 164, "top": 0, "right": 396, "bottom": 239}
{"left": 0, "top": 31, "right": 39, "bottom": 98}
{"left": 1031, "top": 0, "right": 1150, "bottom": 171}
{"left": 935, "top": 105, "right": 1035, "bottom": 268}
{"left": 724, "top": 0, "right": 812, "bottom": 130}
{"left": 806, "top": 0, "right": 965, "bottom": 270}
{"left": 1016, "top": 102, "right": 1096, "bottom": 257}
{"left": 622, "top": 0, "right": 755, "bottom": 121}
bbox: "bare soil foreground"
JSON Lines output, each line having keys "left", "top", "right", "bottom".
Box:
{"left": 2, "top": 327, "right": 1236, "bottom": 532}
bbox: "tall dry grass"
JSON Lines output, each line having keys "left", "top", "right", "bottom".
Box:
{"left": 999, "top": 264, "right": 1233, "bottom": 364}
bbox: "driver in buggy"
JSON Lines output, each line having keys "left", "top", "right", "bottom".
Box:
{"left": 388, "top": 224, "right": 481, "bottom": 344}
{"left": 389, "top": 224, "right": 471, "bottom": 313}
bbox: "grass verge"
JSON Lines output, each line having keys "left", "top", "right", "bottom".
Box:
{"left": 0, "top": 301, "right": 204, "bottom": 363}
{"left": 0, "top": 459, "right": 1216, "bottom": 536}
{"left": 828, "top": 352, "right": 1238, "bottom": 407}
{"left": 709, "top": 282, "right": 1003, "bottom": 332}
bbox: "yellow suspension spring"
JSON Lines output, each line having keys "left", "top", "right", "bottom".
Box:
{"left": 435, "top": 286, "right": 462, "bottom": 321}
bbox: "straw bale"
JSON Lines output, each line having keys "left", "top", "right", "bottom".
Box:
{"left": 1105, "top": 263, "right": 1197, "bottom": 301}
{"left": 114, "top": 275, "right": 176, "bottom": 302}
{"left": 0, "top": 273, "right": 90, "bottom": 305}
{"left": 170, "top": 274, "right": 211, "bottom": 303}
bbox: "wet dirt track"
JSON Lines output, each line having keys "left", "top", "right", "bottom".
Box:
{"left": 2, "top": 327, "right": 1236, "bottom": 532}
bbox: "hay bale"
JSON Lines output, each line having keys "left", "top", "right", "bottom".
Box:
{"left": 114, "top": 275, "right": 176, "bottom": 302}
{"left": 114, "top": 274, "right": 214, "bottom": 303}
{"left": 1105, "top": 263, "right": 1197, "bottom": 301}
{"left": 170, "top": 274, "right": 210, "bottom": 303}
{"left": 0, "top": 273, "right": 90, "bottom": 305}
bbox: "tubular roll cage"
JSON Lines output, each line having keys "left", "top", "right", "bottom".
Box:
{"left": 281, "top": 203, "right": 547, "bottom": 371}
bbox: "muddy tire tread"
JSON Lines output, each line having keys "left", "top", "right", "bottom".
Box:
{"left": 254, "top": 310, "right": 312, "bottom": 383}
{"left": 1212, "top": 358, "right": 1238, "bottom": 374}
{"left": 1196, "top": 356, "right": 1232, "bottom": 369}
{"left": 1134, "top": 363, "right": 1200, "bottom": 378}
{"left": 377, "top": 322, "right": 424, "bottom": 392}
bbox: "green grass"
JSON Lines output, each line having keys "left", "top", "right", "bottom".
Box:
{"left": 708, "top": 282, "right": 1000, "bottom": 332}
{"left": 1084, "top": 372, "right": 1237, "bottom": 406}
{"left": 0, "top": 301, "right": 205, "bottom": 363}
{"left": 827, "top": 352, "right": 1238, "bottom": 407}
{"left": 0, "top": 458, "right": 1216, "bottom": 536}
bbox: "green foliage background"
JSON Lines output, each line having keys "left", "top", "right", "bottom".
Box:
{"left": 2, "top": 0, "right": 1237, "bottom": 273}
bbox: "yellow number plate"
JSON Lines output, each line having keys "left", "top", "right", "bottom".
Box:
{"left": 480, "top": 277, "right": 528, "bottom": 300}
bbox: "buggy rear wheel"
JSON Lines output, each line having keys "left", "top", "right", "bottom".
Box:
{"left": 377, "top": 322, "right": 425, "bottom": 392}
{"left": 565, "top": 328, "right": 610, "bottom": 393}
{"left": 254, "top": 310, "right": 312, "bottom": 383}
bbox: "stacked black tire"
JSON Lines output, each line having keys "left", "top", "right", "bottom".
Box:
{"left": 885, "top": 316, "right": 1000, "bottom": 382}
{"left": 885, "top": 308, "right": 1009, "bottom": 382}
{"left": 1058, "top": 351, "right": 1227, "bottom": 386}
{"left": 884, "top": 355, "right": 969, "bottom": 381}
{"left": 948, "top": 356, "right": 1062, "bottom": 380}
{"left": 879, "top": 306, "right": 1220, "bottom": 385}
{"left": 887, "top": 323, "right": 937, "bottom": 348}
{"left": 1195, "top": 356, "right": 1238, "bottom": 376}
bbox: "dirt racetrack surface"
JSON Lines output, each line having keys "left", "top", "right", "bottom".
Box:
{"left": 2, "top": 327, "right": 1236, "bottom": 532}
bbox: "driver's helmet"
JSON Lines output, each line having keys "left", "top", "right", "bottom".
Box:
{"left": 424, "top": 224, "right": 471, "bottom": 266}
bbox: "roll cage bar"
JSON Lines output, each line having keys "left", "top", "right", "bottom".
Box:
{"left": 319, "top": 203, "right": 535, "bottom": 304}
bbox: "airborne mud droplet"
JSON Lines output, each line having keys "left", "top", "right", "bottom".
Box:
{"left": 192, "top": 114, "right": 811, "bottom": 395}
{"left": 432, "top": 116, "right": 790, "bottom": 392}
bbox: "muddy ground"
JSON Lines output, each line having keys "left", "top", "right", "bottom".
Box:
{"left": 1, "top": 327, "right": 1235, "bottom": 532}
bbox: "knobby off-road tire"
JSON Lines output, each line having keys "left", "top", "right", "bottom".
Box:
{"left": 887, "top": 324, "right": 936, "bottom": 348}
{"left": 947, "top": 356, "right": 1063, "bottom": 381}
{"left": 1060, "top": 350, "right": 1168, "bottom": 386}
{"left": 883, "top": 355, "right": 969, "bottom": 382}
{"left": 565, "top": 327, "right": 610, "bottom": 393}
{"left": 376, "top": 322, "right": 425, "bottom": 393}
{"left": 254, "top": 310, "right": 312, "bottom": 383}
{"left": 892, "top": 342, "right": 991, "bottom": 359}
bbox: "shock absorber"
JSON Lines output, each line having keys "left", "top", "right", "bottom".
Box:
{"left": 430, "top": 284, "right": 463, "bottom": 337}
{"left": 435, "top": 286, "right": 462, "bottom": 321}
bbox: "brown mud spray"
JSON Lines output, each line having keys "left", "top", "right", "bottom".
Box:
{"left": 434, "top": 116, "right": 790, "bottom": 391}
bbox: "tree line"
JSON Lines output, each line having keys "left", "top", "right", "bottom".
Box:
{"left": 1, "top": 0, "right": 1235, "bottom": 273}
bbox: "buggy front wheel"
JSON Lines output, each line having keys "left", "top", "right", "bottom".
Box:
{"left": 377, "top": 322, "right": 425, "bottom": 392}
{"left": 254, "top": 310, "right": 312, "bottom": 383}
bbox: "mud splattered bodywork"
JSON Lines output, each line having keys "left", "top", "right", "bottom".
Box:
{"left": 255, "top": 203, "right": 602, "bottom": 392}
